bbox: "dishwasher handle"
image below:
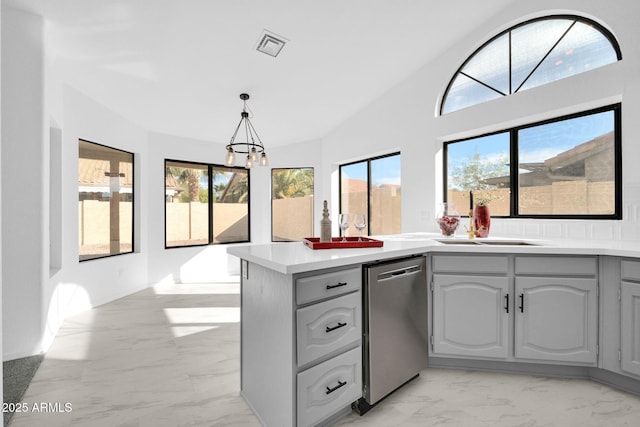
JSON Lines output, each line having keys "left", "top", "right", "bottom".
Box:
{"left": 377, "top": 264, "right": 422, "bottom": 281}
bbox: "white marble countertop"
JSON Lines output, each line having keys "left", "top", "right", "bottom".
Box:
{"left": 226, "top": 233, "right": 640, "bottom": 275}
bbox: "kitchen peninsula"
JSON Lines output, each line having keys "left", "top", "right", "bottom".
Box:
{"left": 227, "top": 234, "right": 640, "bottom": 427}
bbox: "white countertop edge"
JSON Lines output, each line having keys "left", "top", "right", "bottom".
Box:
{"left": 226, "top": 234, "right": 640, "bottom": 275}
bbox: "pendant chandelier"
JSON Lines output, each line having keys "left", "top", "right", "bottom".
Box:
{"left": 225, "top": 93, "right": 269, "bottom": 168}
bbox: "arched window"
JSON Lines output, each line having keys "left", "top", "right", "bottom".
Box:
{"left": 441, "top": 15, "right": 622, "bottom": 115}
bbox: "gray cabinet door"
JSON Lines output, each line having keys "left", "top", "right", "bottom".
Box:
{"left": 432, "top": 274, "right": 509, "bottom": 359}
{"left": 515, "top": 277, "right": 597, "bottom": 364}
{"left": 621, "top": 281, "right": 640, "bottom": 377}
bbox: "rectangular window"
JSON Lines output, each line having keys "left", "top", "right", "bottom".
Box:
{"left": 165, "top": 161, "right": 209, "bottom": 247}
{"left": 271, "top": 168, "right": 314, "bottom": 242}
{"left": 79, "top": 139, "right": 134, "bottom": 261}
{"left": 165, "top": 160, "right": 249, "bottom": 247}
{"left": 213, "top": 166, "right": 249, "bottom": 243}
{"left": 517, "top": 109, "right": 617, "bottom": 216}
{"left": 340, "top": 153, "right": 401, "bottom": 236}
{"left": 340, "top": 161, "right": 368, "bottom": 236}
{"left": 444, "top": 104, "right": 621, "bottom": 219}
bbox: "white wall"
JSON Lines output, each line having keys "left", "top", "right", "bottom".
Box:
{"left": 38, "top": 86, "right": 151, "bottom": 355}
{"left": 2, "top": 3, "right": 151, "bottom": 358}
{"left": 320, "top": 0, "right": 640, "bottom": 242}
{"left": 0, "top": 1, "right": 5, "bottom": 404}
{"left": 1, "top": 7, "right": 46, "bottom": 359}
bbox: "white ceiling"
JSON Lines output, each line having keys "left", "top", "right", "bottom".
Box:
{"left": 6, "top": 0, "right": 515, "bottom": 147}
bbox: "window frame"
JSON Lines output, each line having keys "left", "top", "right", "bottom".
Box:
{"left": 440, "top": 14, "right": 622, "bottom": 116}
{"left": 270, "top": 167, "right": 315, "bottom": 242}
{"left": 443, "top": 103, "right": 622, "bottom": 220}
{"left": 339, "top": 151, "right": 401, "bottom": 235}
{"left": 164, "top": 159, "right": 251, "bottom": 248}
{"left": 78, "top": 139, "right": 135, "bottom": 262}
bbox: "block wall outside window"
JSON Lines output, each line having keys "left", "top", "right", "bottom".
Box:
{"left": 78, "top": 139, "right": 134, "bottom": 261}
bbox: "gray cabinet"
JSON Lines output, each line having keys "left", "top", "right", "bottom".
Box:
{"left": 514, "top": 276, "right": 598, "bottom": 363}
{"left": 296, "top": 291, "right": 361, "bottom": 368}
{"left": 431, "top": 254, "right": 598, "bottom": 365}
{"left": 241, "top": 262, "right": 362, "bottom": 427}
{"left": 295, "top": 268, "right": 363, "bottom": 426}
{"left": 514, "top": 256, "right": 598, "bottom": 364}
{"left": 431, "top": 255, "right": 510, "bottom": 360}
{"left": 432, "top": 274, "right": 509, "bottom": 359}
{"left": 621, "top": 260, "right": 640, "bottom": 377}
{"left": 297, "top": 346, "right": 362, "bottom": 427}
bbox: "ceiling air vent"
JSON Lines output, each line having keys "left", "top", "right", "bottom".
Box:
{"left": 256, "top": 30, "right": 288, "bottom": 57}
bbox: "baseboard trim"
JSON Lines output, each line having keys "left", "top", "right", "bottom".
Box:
{"left": 428, "top": 357, "right": 640, "bottom": 397}
{"left": 589, "top": 368, "right": 640, "bottom": 396}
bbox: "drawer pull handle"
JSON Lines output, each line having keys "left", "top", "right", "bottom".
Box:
{"left": 326, "top": 282, "right": 348, "bottom": 290}
{"left": 326, "top": 380, "right": 347, "bottom": 395}
{"left": 326, "top": 322, "right": 347, "bottom": 333}
{"left": 519, "top": 293, "right": 524, "bottom": 313}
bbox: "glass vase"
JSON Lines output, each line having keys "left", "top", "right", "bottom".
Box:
{"left": 474, "top": 205, "right": 491, "bottom": 237}
{"left": 436, "top": 203, "right": 460, "bottom": 236}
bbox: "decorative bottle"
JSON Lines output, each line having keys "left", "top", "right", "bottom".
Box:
{"left": 320, "top": 200, "right": 332, "bottom": 242}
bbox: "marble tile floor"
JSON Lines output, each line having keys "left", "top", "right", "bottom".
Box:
{"left": 8, "top": 281, "right": 640, "bottom": 427}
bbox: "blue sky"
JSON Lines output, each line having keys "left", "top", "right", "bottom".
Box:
{"left": 341, "top": 155, "right": 401, "bottom": 186}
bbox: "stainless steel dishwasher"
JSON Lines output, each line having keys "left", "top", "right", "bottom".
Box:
{"left": 356, "top": 255, "right": 429, "bottom": 414}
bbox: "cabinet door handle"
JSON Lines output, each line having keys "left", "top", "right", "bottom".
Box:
{"left": 519, "top": 293, "right": 524, "bottom": 313}
{"left": 326, "top": 282, "right": 347, "bottom": 290}
{"left": 326, "top": 380, "right": 347, "bottom": 395}
{"left": 504, "top": 294, "right": 509, "bottom": 313}
{"left": 326, "top": 322, "right": 347, "bottom": 333}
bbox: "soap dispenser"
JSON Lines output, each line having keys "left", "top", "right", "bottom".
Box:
{"left": 320, "top": 200, "right": 332, "bottom": 242}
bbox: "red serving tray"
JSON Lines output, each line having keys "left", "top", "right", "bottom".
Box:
{"left": 303, "top": 237, "right": 384, "bottom": 249}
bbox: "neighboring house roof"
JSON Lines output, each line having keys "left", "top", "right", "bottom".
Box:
{"left": 165, "top": 173, "right": 183, "bottom": 197}
{"left": 482, "top": 131, "right": 614, "bottom": 187}
{"left": 78, "top": 158, "right": 134, "bottom": 192}
{"left": 165, "top": 173, "right": 179, "bottom": 188}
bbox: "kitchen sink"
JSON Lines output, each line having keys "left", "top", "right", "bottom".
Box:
{"left": 434, "top": 239, "right": 542, "bottom": 246}
{"left": 434, "top": 239, "right": 481, "bottom": 245}
{"left": 478, "top": 240, "right": 540, "bottom": 246}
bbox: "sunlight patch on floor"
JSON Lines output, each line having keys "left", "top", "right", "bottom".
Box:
{"left": 170, "top": 325, "right": 221, "bottom": 338}
{"left": 163, "top": 307, "right": 240, "bottom": 324}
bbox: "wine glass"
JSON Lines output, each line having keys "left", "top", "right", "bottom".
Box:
{"left": 338, "top": 213, "right": 350, "bottom": 242}
{"left": 353, "top": 213, "right": 366, "bottom": 241}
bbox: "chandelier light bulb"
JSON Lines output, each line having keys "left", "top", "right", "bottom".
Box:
{"left": 260, "top": 152, "right": 269, "bottom": 166}
{"left": 225, "top": 147, "right": 236, "bottom": 166}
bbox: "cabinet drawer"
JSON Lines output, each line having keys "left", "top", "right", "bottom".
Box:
{"left": 296, "top": 267, "right": 361, "bottom": 305}
{"left": 297, "top": 292, "right": 361, "bottom": 367}
{"left": 432, "top": 255, "right": 508, "bottom": 274}
{"left": 515, "top": 256, "right": 597, "bottom": 277}
{"left": 622, "top": 260, "right": 640, "bottom": 281}
{"left": 297, "top": 346, "right": 362, "bottom": 427}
